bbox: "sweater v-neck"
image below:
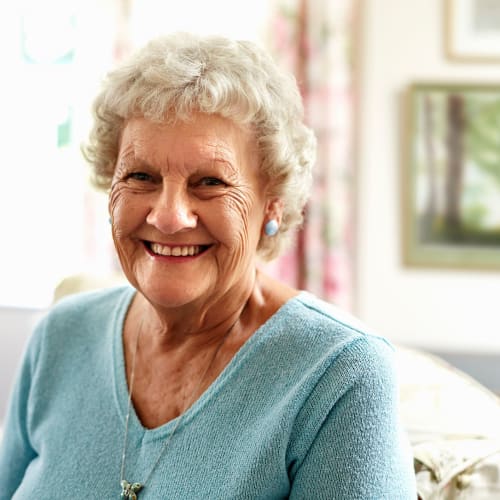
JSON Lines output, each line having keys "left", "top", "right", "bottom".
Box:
{"left": 111, "top": 286, "right": 306, "bottom": 442}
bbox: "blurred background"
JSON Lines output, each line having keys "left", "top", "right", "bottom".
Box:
{"left": 1, "top": 0, "right": 500, "bottom": 423}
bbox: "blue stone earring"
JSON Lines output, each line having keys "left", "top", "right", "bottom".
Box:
{"left": 264, "top": 219, "right": 279, "bottom": 236}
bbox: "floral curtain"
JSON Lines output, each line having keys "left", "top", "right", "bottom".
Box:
{"left": 263, "top": 0, "right": 357, "bottom": 310}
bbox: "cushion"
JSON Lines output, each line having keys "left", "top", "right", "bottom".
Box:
{"left": 396, "top": 346, "right": 500, "bottom": 499}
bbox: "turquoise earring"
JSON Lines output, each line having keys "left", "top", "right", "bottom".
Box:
{"left": 264, "top": 219, "right": 279, "bottom": 236}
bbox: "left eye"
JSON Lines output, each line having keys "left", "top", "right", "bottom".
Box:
{"left": 198, "top": 177, "right": 225, "bottom": 186}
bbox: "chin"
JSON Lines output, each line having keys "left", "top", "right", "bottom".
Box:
{"left": 137, "top": 281, "right": 211, "bottom": 310}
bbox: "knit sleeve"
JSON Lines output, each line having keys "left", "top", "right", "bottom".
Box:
{"left": 288, "top": 337, "right": 417, "bottom": 500}
{"left": 0, "top": 319, "right": 44, "bottom": 500}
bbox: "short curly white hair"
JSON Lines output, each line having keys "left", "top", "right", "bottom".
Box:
{"left": 83, "top": 32, "right": 316, "bottom": 260}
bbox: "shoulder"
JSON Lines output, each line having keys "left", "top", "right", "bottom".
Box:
{"left": 282, "top": 297, "right": 415, "bottom": 498}
{"left": 45, "top": 285, "right": 134, "bottom": 325}
{"left": 254, "top": 291, "right": 398, "bottom": 406}
{"left": 284, "top": 296, "right": 402, "bottom": 447}
{"left": 276, "top": 291, "right": 395, "bottom": 365}
{"left": 31, "top": 285, "right": 134, "bottom": 351}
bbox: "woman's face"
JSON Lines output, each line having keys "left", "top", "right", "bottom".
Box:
{"left": 109, "top": 114, "right": 270, "bottom": 310}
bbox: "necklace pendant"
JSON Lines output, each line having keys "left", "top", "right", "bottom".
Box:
{"left": 120, "top": 479, "right": 143, "bottom": 500}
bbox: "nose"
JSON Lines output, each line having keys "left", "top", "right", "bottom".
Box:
{"left": 146, "top": 181, "right": 198, "bottom": 234}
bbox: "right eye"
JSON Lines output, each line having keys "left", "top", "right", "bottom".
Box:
{"left": 127, "top": 172, "right": 153, "bottom": 182}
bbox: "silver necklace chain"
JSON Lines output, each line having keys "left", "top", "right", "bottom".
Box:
{"left": 119, "top": 319, "right": 237, "bottom": 499}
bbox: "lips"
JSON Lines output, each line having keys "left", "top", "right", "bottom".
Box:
{"left": 146, "top": 242, "right": 210, "bottom": 257}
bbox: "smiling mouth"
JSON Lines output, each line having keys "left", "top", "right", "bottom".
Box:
{"left": 145, "top": 242, "right": 210, "bottom": 257}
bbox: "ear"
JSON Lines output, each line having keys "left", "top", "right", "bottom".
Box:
{"left": 264, "top": 197, "right": 284, "bottom": 225}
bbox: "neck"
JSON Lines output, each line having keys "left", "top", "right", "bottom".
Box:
{"left": 126, "top": 269, "right": 260, "bottom": 356}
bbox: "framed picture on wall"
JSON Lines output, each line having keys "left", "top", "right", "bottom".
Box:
{"left": 402, "top": 82, "right": 500, "bottom": 270}
{"left": 446, "top": 0, "right": 500, "bottom": 61}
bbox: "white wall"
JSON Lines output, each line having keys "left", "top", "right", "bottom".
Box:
{"left": 356, "top": 0, "right": 500, "bottom": 352}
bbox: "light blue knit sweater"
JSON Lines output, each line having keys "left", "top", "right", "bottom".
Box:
{"left": 0, "top": 286, "right": 416, "bottom": 499}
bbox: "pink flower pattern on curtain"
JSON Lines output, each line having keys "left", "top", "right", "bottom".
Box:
{"left": 263, "top": 0, "right": 356, "bottom": 310}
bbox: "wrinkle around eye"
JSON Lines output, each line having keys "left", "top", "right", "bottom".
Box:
{"left": 109, "top": 179, "right": 155, "bottom": 204}
{"left": 220, "top": 186, "right": 255, "bottom": 219}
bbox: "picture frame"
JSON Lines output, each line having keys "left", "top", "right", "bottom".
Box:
{"left": 446, "top": 0, "right": 500, "bottom": 62}
{"left": 402, "top": 82, "right": 500, "bottom": 270}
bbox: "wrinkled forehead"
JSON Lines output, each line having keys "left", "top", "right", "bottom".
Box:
{"left": 123, "top": 113, "right": 254, "bottom": 150}
{"left": 116, "top": 114, "right": 262, "bottom": 177}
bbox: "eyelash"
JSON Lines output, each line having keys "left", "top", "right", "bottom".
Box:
{"left": 127, "top": 172, "right": 153, "bottom": 182}
{"left": 197, "top": 177, "right": 226, "bottom": 187}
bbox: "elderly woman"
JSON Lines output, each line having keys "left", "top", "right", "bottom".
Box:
{"left": 0, "top": 33, "right": 416, "bottom": 499}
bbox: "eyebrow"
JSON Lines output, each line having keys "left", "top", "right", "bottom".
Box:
{"left": 118, "top": 155, "right": 151, "bottom": 169}
{"left": 118, "top": 151, "right": 238, "bottom": 175}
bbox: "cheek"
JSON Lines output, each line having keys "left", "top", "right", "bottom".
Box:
{"left": 108, "top": 184, "right": 123, "bottom": 220}
{"left": 215, "top": 190, "right": 263, "bottom": 252}
{"left": 109, "top": 186, "right": 143, "bottom": 239}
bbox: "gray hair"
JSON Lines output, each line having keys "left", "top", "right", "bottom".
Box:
{"left": 83, "top": 32, "right": 316, "bottom": 260}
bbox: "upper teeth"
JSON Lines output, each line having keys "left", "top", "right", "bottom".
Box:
{"left": 150, "top": 243, "right": 201, "bottom": 257}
